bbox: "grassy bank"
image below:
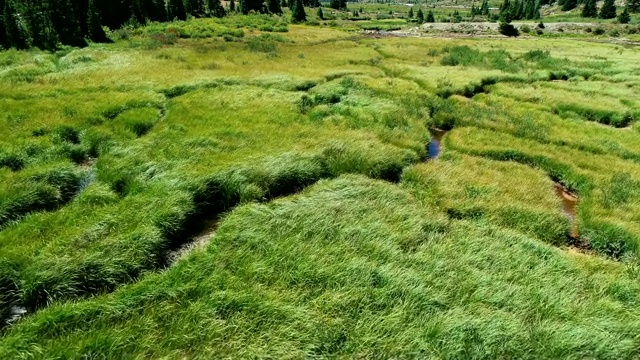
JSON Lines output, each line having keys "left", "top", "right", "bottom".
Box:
{"left": 1, "top": 13, "right": 640, "bottom": 357}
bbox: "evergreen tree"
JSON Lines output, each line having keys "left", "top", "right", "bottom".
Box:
{"left": 207, "top": 0, "right": 226, "bottom": 17}
{"left": 427, "top": 10, "right": 435, "bottom": 22}
{"left": 417, "top": 8, "right": 424, "bottom": 23}
{"left": 581, "top": 0, "right": 597, "bottom": 17}
{"left": 292, "top": 0, "right": 306, "bottom": 22}
{"left": 0, "top": 0, "right": 6, "bottom": 48}
{"left": 268, "top": 0, "right": 282, "bottom": 14}
{"left": 87, "top": 0, "right": 108, "bottom": 42}
{"left": 533, "top": 0, "right": 541, "bottom": 19}
{"left": 408, "top": 7, "right": 414, "bottom": 18}
{"left": 618, "top": 5, "right": 631, "bottom": 22}
{"left": 3, "top": 0, "right": 28, "bottom": 49}
{"left": 329, "top": 0, "right": 346, "bottom": 10}
{"left": 281, "top": 0, "right": 287, "bottom": 8}
{"left": 168, "top": 0, "right": 188, "bottom": 20}
{"left": 562, "top": 0, "right": 577, "bottom": 11}
{"left": 50, "top": 0, "right": 84, "bottom": 46}
{"left": 499, "top": 0, "right": 513, "bottom": 22}
{"left": 143, "top": 0, "right": 168, "bottom": 22}
{"left": 186, "top": 0, "right": 206, "bottom": 17}
{"left": 317, "top": 6, "right": 324, "bottom": 19}
{"left": 630, "top": 0, "right": 640, "bottom": 12}
{"left": 481, "top": 0, "right": 490, "bottom": 15}
{"left": 23, "top": 2, "right": 50, "bottom": 49}
{"left": 240, "top": 0, "right": 263, "bottom": 14}
{"left": 230, "top": 0, "right": 236, "bottom": 11}
{"left": 599, "top": 0, "right": 617, "bottom": 18}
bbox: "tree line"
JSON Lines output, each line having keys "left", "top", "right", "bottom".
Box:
{"left": 0, "top": 0, "right": 311, "bottom": 50}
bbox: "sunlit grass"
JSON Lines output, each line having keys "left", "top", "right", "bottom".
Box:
{"left": 1, "top": 14, "right": 640, "bottom": 357}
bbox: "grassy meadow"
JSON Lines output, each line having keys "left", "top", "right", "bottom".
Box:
{"left": 1, "top": 11, "right": 640, "bottom": 358}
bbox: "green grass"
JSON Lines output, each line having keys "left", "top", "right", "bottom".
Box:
{"left": 1, "top": 13, "right": 640, "bottom": 357}
{"left": 3, "top": 175, "right": 640, "bottom": 358}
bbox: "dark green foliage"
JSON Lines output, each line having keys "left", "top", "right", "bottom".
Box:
{"left": 268, "top": 0, "right": 282, "bottom": 15}
{"left": 0, "top": 167, "right": 83, "bottom": 229}
{"left": 317, "top": 6, "right": 324, "bottom": 19}
{"left": 207, "top": 0, "right": 226, "bottom": 17}
{"left": 185, "top": 0, "right": 206, "bottom": 17}
{"left": 500, "top": 0, "right": 540, "bottom": 21}
{"left": 230, "top": 0, "right": 236, "bottom": 12}
{"left": 618, "top": 6, "right": 631, "bottom": 23}
{"left": 3, "top": 0, "right": 28, "bottom": 49}
{"left": 87, "top": 0, "right": 108, "bottom": 42}
{"left": 168, "top": 0, "right": 188, "bottom": 20}
{"left": 0, "top": 0, "right": 6, "bottom": 49}
{"left": 499, "top": 21, "right": 520, "bottom": 36}
{"left": 329, "top": 0, "right": 346, "bottom": 10}
{"left": 417, "top": 8, "right": 424, "bottom": 23}
{"left": 240, "top": 0, "right": 264, "bottom": 14}
{"left": 582, "top": 0, "right": 598, "bottom": 18}
{"left": 292, "top": 0, "right": 306, "bottom": 22}
{"left": 426, "top": 10, "right": 435, "bottom": 22}
{"left": 562, "top": 0, "right": 577, "bottom": 11}
{"left": 599, "top": 0, "right": 617, "bottom": 18}
{"left": 0, "top": 152, "right": 25, "bottom": 171}
{"left": 408, "top": 7, "right": 413, "bottom": 18}
{"left": 630, "top": 0, "right": 640, "bottom": 12}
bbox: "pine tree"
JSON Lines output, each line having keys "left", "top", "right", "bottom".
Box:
{"left": 3, "top": 0, "right": 28, "bottom": 49}
{"left": 24, "top": 2, "right": 57, "bottom": 49}
{"left": 240, "top": 0, "right": 262, "bottom": 14}
{"left": 581, "top": 0, "right": 597, "bottom": 17}
{"left": 317, "top": 6, "right": 324, "bottom": 19}
{"left": 50, "top": 0, "right": 84, "bottom": 46}
{"left": 230, "top": 0, "right": 236, "bottom": 11}
{"left": 168, "top": 0, "right": 188, "bottom": 20}
{"left": 186, "top": 0, "right": 205, "bottom": 17}
{"left": 417, "top": 8, "right": 424, "bottom": 23}
{"left": 481, "top": 0, "right": 489, "bottom": 15}
{"left": 292, "top": 0, "right": 306, "bottom": 22}
{"left": 143, "top": 0, "right": 168, "bottom": 22}
{"left": 268, "top": 0, "right": 282, "bottom": 14}
{"left": 408, "top": 7, "right": 414, "bottom": 18}
{"left": 0, "top": 0, "right": 7, "bottom": 48}
{"left": 618, "top": 5, "right": 631, "bottom": 22}
{"left": 499, "top": 0, "right": 513, "bottom": 22}
{"left": 562, "top": 0, "right": 577, "bottom": 11}
{"left": 427, "top": 10, "right": 435, "bottom": 22}
{"left": 87, "top": 0, "right": 108, "bottom": 42}
{"left": 207, "top": 0, "right": 226, "bottom": 17}
{"left": 329, "top": 0, "right": 346, "bottom": 10}
{"left": 599, "top": 0, "right": 617, "bottom": 18}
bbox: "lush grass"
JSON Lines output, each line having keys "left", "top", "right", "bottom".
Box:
{"left": 1, "top": 13, "right": 640, "bottom": 357}
{"left": 3, "top": 176, "right": 640, "bottom": 358}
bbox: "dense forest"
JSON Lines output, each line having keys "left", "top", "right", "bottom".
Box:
{"left": 0, "top": 0, "right": 319, "bottom": 50}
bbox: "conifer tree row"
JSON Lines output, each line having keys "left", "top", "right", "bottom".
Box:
{"left": 499, "top": 0, "right": 541, "bottom": 21}
{"left": 0, "top": 0, "right": 228, "bottom": 50}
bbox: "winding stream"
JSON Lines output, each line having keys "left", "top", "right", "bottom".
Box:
{"left": 553, "top": 183, "right": 579, "bottom": 239}
{"left": 428, "top": 128, "right": 447, "bottom": 159}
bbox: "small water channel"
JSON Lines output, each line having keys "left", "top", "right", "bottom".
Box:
{"left": 428, "top": 128, "right": 447, "bottom": 160}
{"left": 553, "top": 183, "right": 579, "bottom": 239}
{"left": 166, "top": 218, "right": 220, "bottom": 265}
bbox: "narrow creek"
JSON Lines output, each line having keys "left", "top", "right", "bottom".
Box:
{"left": 553, "top": 183, "right": 579, "bottom": 239}
{"left": 428, "top": 127, "right": 581, "bottom": 242}
{"left": 166, "top": 218, "right": 220, "bottom": 264}
{"left": 428, "top": 128, "right": 447, "bottom": 159}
